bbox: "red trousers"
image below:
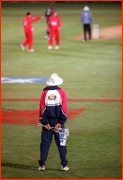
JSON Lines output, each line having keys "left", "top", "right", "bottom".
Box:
{"left": 22, "top": 29, "right": 33, "bottom": 50}
{"left": 49, "top": 29, "right": 60, "bottom": 46}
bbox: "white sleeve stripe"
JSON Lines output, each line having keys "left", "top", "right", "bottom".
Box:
{"left": 42, "top": 107, "right": 46, "bottom": 114}
{"left": 61, "top": 107, "right": 67, "bottom": 117}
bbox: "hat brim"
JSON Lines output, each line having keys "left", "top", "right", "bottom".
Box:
{"left": 46, "top": 77, "right": 63, "bottom": 86}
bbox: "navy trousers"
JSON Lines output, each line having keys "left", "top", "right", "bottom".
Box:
{"left": 83, "top": 24, "right": 91, "bottom": 40}
{"left": 39, "top": 124, "right": 68, "bottom": 167}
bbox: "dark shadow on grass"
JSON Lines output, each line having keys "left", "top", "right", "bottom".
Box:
{"left": 46, "top": 168, "right": 61, "bottom": 171}
{"left": 1, "top": 162, "right": 61, "bottom": 171}
{"left": 1, "top": 162, "right": 37, "bottom": 171}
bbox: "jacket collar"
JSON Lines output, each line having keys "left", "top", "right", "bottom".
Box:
{"left": 43, "top": 86, "right": 61, "bottom": 91}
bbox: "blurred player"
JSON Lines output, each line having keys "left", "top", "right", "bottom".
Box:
{"left": 80, "top": 6, "right": 93, "bottom": 42}
{"left": 20, "top": 12, "right": 44, "bottom": 52}
{"left": 45, "top": 4, "right": 55, "bottom": 40}
{"left": 48, "top": 11, "right": 61, "bottom": 50}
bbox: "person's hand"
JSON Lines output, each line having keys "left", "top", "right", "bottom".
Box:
{"left": 41, "top": 16, "right": 44, "bottom": 19}
{"left": 45, "top": 124, "right": 50, "bottom": 130}
{"left": 55, "top": 123, "right": 61, "bottom": 133}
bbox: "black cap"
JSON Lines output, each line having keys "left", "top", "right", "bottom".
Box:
{"left": 26, "top": 12, "right": 31, "bottom": 16}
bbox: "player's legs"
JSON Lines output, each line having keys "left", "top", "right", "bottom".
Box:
{"left": 22, "top": 31, "right": 29, "bottom": 46}
{"left": 46, "top": 19, "right": 50, "bottom": 37}
{"left": 45, "top": 18, "right": 50, "bottom": 38}
{"left": 87, "top": 24, "right": 91, "bottom": 40}
{"left": 55, "top": 30, "right": 60, "bottom": 46}
{"left": 46, "top": 29, "right": 49, "bottom": 36}
{"left": 28, "top": 31, "right": 33, "bottom": 50}
{"left": 49, "top": 30, "right": 54, "bottom": 46}
{"left": 83, "top": 24, "right": 87, "bottom": 41}
{"left": 39, "top": 128, "right": 53, "bottom": 166}
{"left": 54, "top": 132, "right": 68, "bottom": 167}
{"left": 22, "top": 40, "right": 28, "bottom": 46}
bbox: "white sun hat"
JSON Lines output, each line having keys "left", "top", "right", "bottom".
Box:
{"left": 83, "top": 6, "right": 90, "bottom": 11}
{"left": 46, "top": 73, "right": 63, "bottom": 86}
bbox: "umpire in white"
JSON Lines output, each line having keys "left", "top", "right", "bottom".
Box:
{"left": 80, "top": 6, "right": 93, "bottom": 42}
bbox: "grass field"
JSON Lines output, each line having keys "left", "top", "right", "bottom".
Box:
{"left": 1, "top": 2, "right": 122, "bottom": 179}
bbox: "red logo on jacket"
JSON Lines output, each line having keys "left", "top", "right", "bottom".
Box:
{"left": 48, "top": 94, "right": 56, "bottom": 100}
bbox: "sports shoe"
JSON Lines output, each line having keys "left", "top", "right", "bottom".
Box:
{"left": 61, "top": 166, "right": 69, "bottom": 171}
{"left": 38, "top": 165, "right": 45, "bottom": 171}
{"left": 20, "top": 44, "right": 24, "bottom": 51}
{"left": 55, "top": 46, "right": 59, "bottom": 50}
{"left": 48, "top": 46, "right": 53, "bottom": 50}
{"left": 28, "top": 49, "right": 34, "bottom": 52}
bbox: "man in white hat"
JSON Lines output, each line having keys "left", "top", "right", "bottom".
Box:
{"left": 80, "top": 6, "right": 93, "bottom": 42}
{"left": 38, "top": 73, "right": 69, "bottom": 171}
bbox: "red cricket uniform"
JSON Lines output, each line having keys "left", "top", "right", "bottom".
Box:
{"left": 22, "top": 16, "right": 42, "bottom": 50}
{"left": 48, "top": 16, "right": 61, "bottom": 46}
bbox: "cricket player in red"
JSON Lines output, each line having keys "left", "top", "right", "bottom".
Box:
{"left": 48, "top": 11, "right": 61, "bottom": 50}
{"left": 20, "top": 12, "right": 44, "bottom": 52}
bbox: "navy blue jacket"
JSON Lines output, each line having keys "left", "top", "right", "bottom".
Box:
{"left": 81, "top": 11, "right": 93, "bottom": 24}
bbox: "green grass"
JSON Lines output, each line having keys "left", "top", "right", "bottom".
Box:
{"left": 1, "top": 2, "right": 122, "bottom": 179}
{"left": 1, "top": 102, "right": 122, "bottom": 179}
